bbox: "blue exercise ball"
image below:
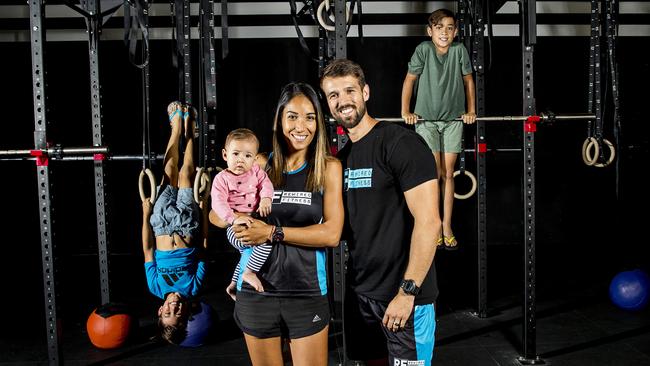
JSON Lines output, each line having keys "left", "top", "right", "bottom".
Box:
{"left": 180, "top": 301, "right": 215, "bottom": 347}
{"left": 609, "top": 269, "right": 650, "bottom": 311}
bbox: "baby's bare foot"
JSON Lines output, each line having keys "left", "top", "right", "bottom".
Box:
{"left": 242, "top": 270, "right": 264, "bottom": 292}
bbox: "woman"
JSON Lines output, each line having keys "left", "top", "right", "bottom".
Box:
{"left": 210, "top": 82, "right": 343, "bottom": 366}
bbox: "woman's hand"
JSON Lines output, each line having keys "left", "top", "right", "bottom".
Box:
{"left": 233, "top": 219, "right": 273, "bottom": 245}
{"left": 233, "top": 215, "right": 254, "bottom": 227}
{"left": 225, "top": 281, "right": 237, "bottom": 301}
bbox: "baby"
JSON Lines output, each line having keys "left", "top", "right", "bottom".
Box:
{"left": 211, "top": 128, "right": 273, "bottom": 295}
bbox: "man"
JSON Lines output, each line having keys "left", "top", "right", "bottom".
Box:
{"left": 321, "top": 59, "right": 442, "bottom": 366}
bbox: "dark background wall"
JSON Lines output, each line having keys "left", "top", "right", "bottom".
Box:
{"left": 0, "top": 5, "right": 648, "bottom": 358}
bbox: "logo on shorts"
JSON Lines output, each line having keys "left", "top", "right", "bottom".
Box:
{"left": 312, "top": 314, "right": 322, "bottom": 323}
{"left": 393, "top": 359, "right": 424, "bottom": 366}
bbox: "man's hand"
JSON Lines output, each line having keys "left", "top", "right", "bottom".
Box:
{"left": 401, "top": 112, "right": 420, "bottom": 125}
{"left": 257, "top": 197, "right": 272, "bottom": 217}
{"left": 382, "top": 291, "right": 415, "bottom": 332}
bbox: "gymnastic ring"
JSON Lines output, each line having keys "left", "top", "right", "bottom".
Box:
{"left": 198, "top": 167, "right": 212, "bottom": 193}
{"left": 593, "top": 138, "right": 616, "bottom": 168}
{"left": 138, "top": 168, "right": 157, "bottom": 204}
{"left": 582, "top": 137, "right": 599, "bottom": 166}
{"left": 193, "top": 167, "right": 203, "bottom": 203}
{"left": 193, "top": 167, "right": 214, "bottom": 204}
{"left": 453, "top": 170, "right": 477, "bottom": 200}
{"left": 317, "top": 0, "right": 351, "bottom": 32}
{"left": 194, "top": 167, "right": 206, "bottom": 204}
{"left": 200, "top": 170, "right": 212, "bottom": 196}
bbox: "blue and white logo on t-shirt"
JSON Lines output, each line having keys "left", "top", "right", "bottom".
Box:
{"left": 344, "top": 168, "right": 373, "bottom": 190}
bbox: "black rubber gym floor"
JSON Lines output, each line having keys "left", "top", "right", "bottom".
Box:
{"left": 3, "top": 239, "right": 649, "bottom": 366}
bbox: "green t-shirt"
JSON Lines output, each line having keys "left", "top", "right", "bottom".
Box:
{"left": 408, "top": 41, "right": 472, "bottom": 122}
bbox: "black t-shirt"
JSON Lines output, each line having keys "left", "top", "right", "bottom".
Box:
{"left": 241, "top": 164, "right": 328, "bottom": 297}
{"left": 339, "top": 121, "right": 439, "bottom": 304}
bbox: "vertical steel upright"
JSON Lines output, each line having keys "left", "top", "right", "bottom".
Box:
{"left": 458, "top": 0, "right": 488, "bottom": 319}
{"left": 588, "top": 0, "right": 603, "bottom": 153}
{"left": 199, "top": 0, "right": 218, "bottom": 168}
{"left": 332, "top": 0, "right": 349, "bottom": 298}
{"left": 83, "top": 0, "right": 111, "bottom": 306}
{"left": 333, "top": 0, "right": 349, "bottom": 152}
{"left": 334, "top": 0, "right": 347, "bottom": 59}
{"left": 519, "top": 0, "right": 541, "bottom": 364}
{"left": 29, "top": 0, "right": 62, "bottom": 364}
{"left": 472, "top": 1, "right": 488, "bottom": 319}
{"left": 181, "top": 0, "right": 192, "bottom": 104}
{"left": 333, "top": 2, "right": 347, "bottom": 363}
{"left": 318, "top": 25, "right": 328, "bottom": 76}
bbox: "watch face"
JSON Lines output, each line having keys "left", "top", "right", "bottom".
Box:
{"left": 401, "top": 280, "right": 419, "bottom": 295}
{"left": 404, "top": 281, "right": 414, "bottom": 292}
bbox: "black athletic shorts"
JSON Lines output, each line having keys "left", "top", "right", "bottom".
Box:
{"left": 233, "top": 291, "right": 330, "bottom": 339}
{"left": 348, "top": 292, "right": 436, "bottom": 366}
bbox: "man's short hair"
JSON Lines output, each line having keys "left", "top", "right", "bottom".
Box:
{"left": 428, "top": 9, "right": 456, "bottom": 27}
{"left": 321, "top": 59, "right": 366, "bottom": 89}
{"left": 224, "top": 128, "right": 259, "bottom": 150}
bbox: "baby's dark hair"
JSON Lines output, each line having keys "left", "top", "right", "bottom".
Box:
{"left": 428, "top": 8, "right": 456, "bottom": 27}
{"left": 157, "top": 318, "right": 188, "bottom": 345}
{"left": 224, "top": 128, "right": 259, "bottom": 150}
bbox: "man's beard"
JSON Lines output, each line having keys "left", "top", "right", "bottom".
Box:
{"left": 335, "top": 104, "right": 366, "bottom": 130}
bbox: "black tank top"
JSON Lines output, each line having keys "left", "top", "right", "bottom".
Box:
{"left": 241, "top": 163, "right": 327, "bottom": 297}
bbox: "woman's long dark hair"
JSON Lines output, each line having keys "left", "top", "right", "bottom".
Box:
{"left": 268, "top": 82, "right": 330, "bottom": 192}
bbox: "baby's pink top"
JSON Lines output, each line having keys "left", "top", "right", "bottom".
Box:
{"left": 211, "top": 164, "right": 274, "bottom": 224}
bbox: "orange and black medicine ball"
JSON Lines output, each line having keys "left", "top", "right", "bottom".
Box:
{"left": 86, "top": 303, "right": 133, "bottom": 349}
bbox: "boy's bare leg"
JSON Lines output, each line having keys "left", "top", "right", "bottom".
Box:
{"left": 432, "top": 152, "right": 444, "bottom": 247}
{"left": 441, "top": 152, "right": 459, "bottom": 246}
{"left": 433, "top": 151, "right": 443, "bottom": 200}
{"left": 241, "top": 268, "right": 265, "bottom": 292}
{"left": 161, "top": 102, "right": 183, "bottom": 187}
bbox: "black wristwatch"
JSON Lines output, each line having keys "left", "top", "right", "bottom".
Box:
{"left": 400, "top": 279, "right": 421, "bottom": 296}
{"left": 272, "top": 225, "right": 284, "bottom": 243}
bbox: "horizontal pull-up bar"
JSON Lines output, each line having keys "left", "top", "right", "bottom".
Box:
{"left": 464, "top": 148, "right": 522, "bottom": 153}
{"left": 0, "top": 154, "right": 165, "bottom": 162}
{"left": 0, "top": 146, "right": 109, "bottom": 157}
{"left": 375, "top": 113, "right": 595, "bottom": 123}
{"left": 0, "top": 153, "right": 164, "bottom": 162}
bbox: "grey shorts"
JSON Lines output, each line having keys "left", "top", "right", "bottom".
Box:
{"left": 150, "top": 185, "right": 200, "bottom": 238}
{"left": 415, "top": 120, "right": 463, "bottom": 153}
